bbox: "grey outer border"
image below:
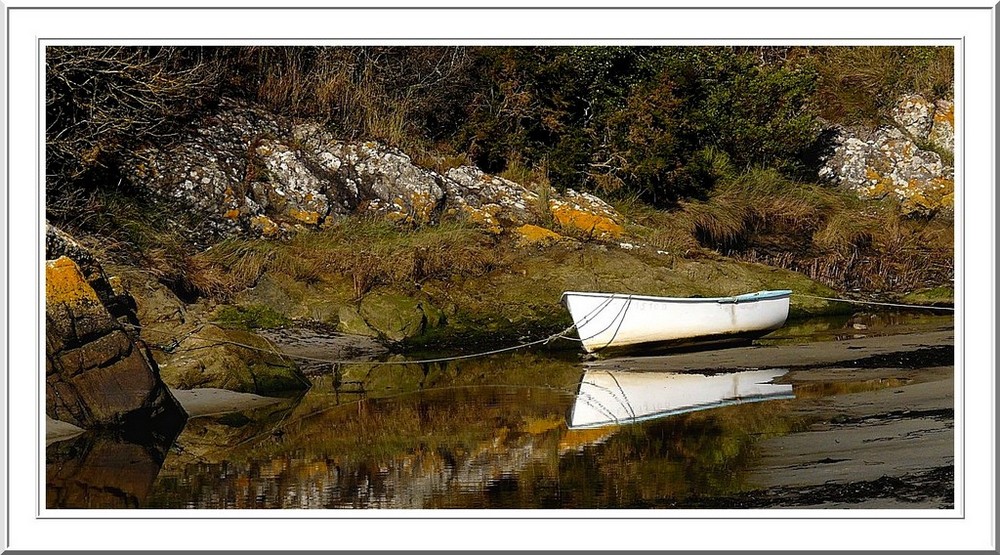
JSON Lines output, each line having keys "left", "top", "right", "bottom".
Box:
{"left": 3, "top": 2, "right": 988, "bottom": 553}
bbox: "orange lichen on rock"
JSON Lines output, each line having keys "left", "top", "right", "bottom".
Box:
{"left": 934, "top": 102, "right": 954, "bottom": 126}
{"left": 223, "top": 208, "right": 240, "bottom": 220}
{"left": 465, "top": 207, "right": 502, "bottom": 234}
{"left": 550, "top": 204, "right": 625, "bottom": 239}
{"left": 250, "top": 215, "right": 280, "bottom": 237}
{"left": 514, "top": 224, "right": 563, "bottom": 246}
{"left": 288, "top": 208, "right": 320, "bottom": 225}
{"left": 46, "top": 257, "right": 102, "bottom": 307}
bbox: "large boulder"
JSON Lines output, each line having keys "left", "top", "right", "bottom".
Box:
{"left": 45, "top": 225, "right": 185, "bottom": 430}
{"left": 820, "top": 94, "right": 955, "bottom": 215}
{"left": 156, "top": 324, "right": 309, "bottom": 394}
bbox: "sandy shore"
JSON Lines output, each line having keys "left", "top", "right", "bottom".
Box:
{"left": 168, "top": 387, "right": 284, "bottom": 418}
{"left": 613, "top": 327, "right": 955, "bottom": 509}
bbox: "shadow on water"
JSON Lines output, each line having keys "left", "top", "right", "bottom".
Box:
{"left": 46, "top": 423, "right": 183, "bottom": 509}
{"left": 46, "top": 312, "right": 954, "bottom": 509}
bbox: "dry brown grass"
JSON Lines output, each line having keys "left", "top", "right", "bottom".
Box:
{"left": 807, "top": 46, "right": 954, "bottom": 126}
{"left": 619, "top": 167, "right": 953, "bottom": 294}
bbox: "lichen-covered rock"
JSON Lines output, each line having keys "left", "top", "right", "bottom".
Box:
{"left": 549, "top": 189, "right": 625, "bottom": 239}
{"left": 514, "top": 224, "right": 564, "bottom": 247}
{"left": 45, "top": 242, "right": 185, "bottom": 430}
{"left": 444, "top": 166, "right": 546, "bottom": 233}
{"left": 126, "top": 104, "right": 284, "bottom": 243}
{"left": 928, "top": 99, "right": 954, "bottom": 153}
{"left": 819, "top": 126, "right": 954, "bottom": 215}
{"left": 891, "top": 94, "right": 936, "bottom": 139}
{"left": 47, "top": 224, "right": 138, "bottom": 326}
{"left": 294, "top": 123, "right": 447, "bottom": 225}
{"left": 121, "top": 104, "right": 629, "bottom": 242}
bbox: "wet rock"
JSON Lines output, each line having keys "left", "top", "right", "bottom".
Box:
{"left": 45, "top": 233, "right": 185, "bottom": 430}
{"left": 358, "top": 292, "right": 428, "bottom": 342}
{"left": 336, "top": 305, "right": 379, "bottom": 337}
{"left": 157, "top": 324, "right": 309, "bottom": 394}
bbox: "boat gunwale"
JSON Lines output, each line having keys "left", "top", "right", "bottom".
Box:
{"left": 560, "top": 289, "right": 793, "bottom": 305}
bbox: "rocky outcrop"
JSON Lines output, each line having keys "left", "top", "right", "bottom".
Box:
{"left": 819, "top": 94, "right": 954, "bottom": 215}
{"left": 46, "top": 224, "right": 185, "bottom": 430}
{"left": 122, "top": 102, "right": 626, "bottom": 243}
{"left": 156, "top": 324, "right": 309, "bottom": 394}
{"left": 927, "top": 99, "right": 954, "bottom": 153}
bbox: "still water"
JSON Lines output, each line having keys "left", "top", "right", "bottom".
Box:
{"left": 46, "top": 312, "right": 954, "bottom": 509}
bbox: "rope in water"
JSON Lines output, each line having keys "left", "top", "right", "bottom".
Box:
{"left": 792, "top": 293, "right": 955, "bottom": 312}
{"left": 123, "top": 290, "right": 950, "bottom": 367}
{"left": 124, "top": 321, "right": 579, "bottom": 366}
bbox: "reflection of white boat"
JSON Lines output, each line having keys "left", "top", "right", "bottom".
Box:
{"left": 560, "top": 290, "right": 792, "bottom": 354}
{"left": 569, "top": 368, "right": 794, "bottom": 429}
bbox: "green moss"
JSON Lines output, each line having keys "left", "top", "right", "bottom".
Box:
{"left": 901, "top": 286, "right": 954, "bottom": 306}
{"left": 214, "top": 304, "right": 292, "bottom": 330}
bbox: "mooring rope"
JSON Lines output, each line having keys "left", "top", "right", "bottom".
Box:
{"left": 124, "top": 321, "right": 579, "bottom": 367}
{"left": 793, "top": 293, "right": 955, "bottom": 312}
{"left": 122, "top": 289, "right": 951, "bottom": 368}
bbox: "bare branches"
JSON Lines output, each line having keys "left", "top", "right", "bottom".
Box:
{"left": 46, "top": 46, "right": 220, "bottom": 188}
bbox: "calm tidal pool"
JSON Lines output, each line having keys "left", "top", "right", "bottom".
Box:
{"left": 46, "top": 312, "right": 954, "bottom": 509}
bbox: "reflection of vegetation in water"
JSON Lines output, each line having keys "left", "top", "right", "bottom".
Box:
{"left": 761, "top": 312, "right": 953, "bottom": 345}
{"left": 146, "top": 375, "right": 807, "bottom": 508}
{"left": 78, "top": 312, "right": 953, "bottom": 509}
{"left": 793, "top": 378, "right": 911, "bottom": 399}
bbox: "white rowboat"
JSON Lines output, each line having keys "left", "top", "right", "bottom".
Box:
{"left": 560, "top": 290, "right": 792, "bottom": 354}
{"left": 569, "top": 368, "right": 794, "bottom": 429}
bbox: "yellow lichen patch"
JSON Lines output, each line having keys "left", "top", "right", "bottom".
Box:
{"left": 408, "top": 191, "right": 438, "bottom": 223}
{"left": 250, "top": 215, "right": 280, "bottom": 237}
{"left": 935, "top": 102, "right": 954, "bottom": 126}
{"left": 288, "top": 208, "right": 320, "bottom": 225}
{"left": 550, "top": 204, "right": 625, "bottom": 239}
{"left": 862, "top": 167, "right": 896, "bottom": 199}
{"left": 46, "top": 257, "right": 101, "bottom": 307}
{"left": 464, "top": 208, "right": 502, "bottom": 234}
{"left": 223, "top": 209, "right": 240, "bottom": 220}
{"left": 514, "top": 224, "right": 563, "bottom": 247}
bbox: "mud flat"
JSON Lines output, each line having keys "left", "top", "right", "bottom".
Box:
{"left": 591, "top": 324, "right": 955, "bottom": 509}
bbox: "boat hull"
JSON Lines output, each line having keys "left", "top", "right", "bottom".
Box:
{"left": 569, "top": 368, "right": 794, "bottom": 429}
{"left": 561, "top": 290, "right": 791, "bottom": 354}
